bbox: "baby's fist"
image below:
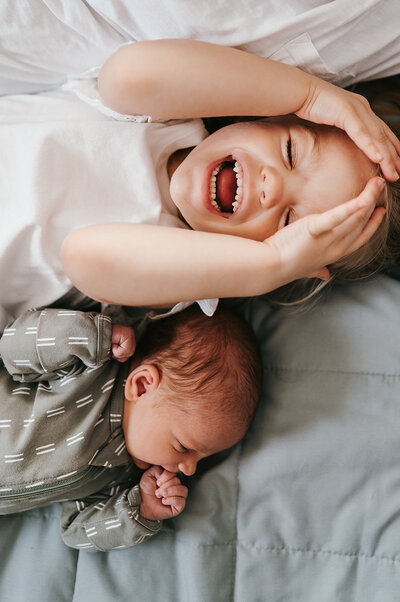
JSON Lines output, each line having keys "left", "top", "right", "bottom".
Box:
{"left": 111, "top": 324, "right": 136, "bottom": 362}
{"left": 139, "top": 466, "right": 188, "bottom": 521}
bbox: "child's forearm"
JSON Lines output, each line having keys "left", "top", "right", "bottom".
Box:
{"left": 62, "top": 182, "right": 382, "bottom": 307}
{"left": 61, "top": 224, "right": 285, "bottom": 306}
{"left": 98, "top": 39, "right": 400, "bottom": 181}
{"left": 98, "top": 39, "right": 313, "bottom": 119}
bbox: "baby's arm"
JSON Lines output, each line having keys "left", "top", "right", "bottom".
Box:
{"left": 60, "top": 483, "right": 161, "bottom": 552}
{"left": 0, "top": 308, "right": 114, "bottom": 382}
{"left": 60, "top": 466, "right": 187, "bottom": 552}
{"left": 99, "top": 40, "right": 400, "bottom": 180}
{"left": 62, "top": 178, "right": 385, "bottom": 307}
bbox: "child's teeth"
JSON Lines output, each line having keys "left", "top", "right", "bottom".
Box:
{"left": 209, "top": 165, "right": 221, "bottom": 210}
{"left": 233, "top": 161, "right": 243, "bottom": 210}
{"left": 209, "top": 160, "right": 244, "bottom": 213}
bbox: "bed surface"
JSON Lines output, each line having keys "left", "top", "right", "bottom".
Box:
{"left": 1, "top": 3, "right": 400, "bottom": 599}
{"left": 2, "top": 275, "right": 400, "bottom": 602}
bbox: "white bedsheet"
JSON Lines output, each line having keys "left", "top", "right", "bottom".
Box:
{"left": 0, "top": 0, "right": 399, "bottom": 95}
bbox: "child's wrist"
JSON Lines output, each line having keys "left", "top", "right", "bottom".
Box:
{"left": 129, "top": 485, "right": 160, "bottom": 523}
{"left": 257, "top": 240, "right": 290, "bottom": 294}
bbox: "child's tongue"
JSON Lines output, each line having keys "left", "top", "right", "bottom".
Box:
{"left": 216, "top": 164, "right": 236, "bottom": 212}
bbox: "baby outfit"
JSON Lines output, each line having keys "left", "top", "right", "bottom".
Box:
{"left": 0, "top": 307, "right": 160, "bottom": 552}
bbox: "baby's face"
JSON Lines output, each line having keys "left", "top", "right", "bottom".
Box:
{"left": 123, "top": 390, "right": 243, "bottom": 475}
{"left": 170, "top": 117, "right": 376, "bottom": 241}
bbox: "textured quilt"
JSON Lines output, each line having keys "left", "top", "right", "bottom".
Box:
{"left": 1, "top": 276, "right": 400, "bottom": 602}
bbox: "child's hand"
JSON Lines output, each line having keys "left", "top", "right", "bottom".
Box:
{"left": 264, "top": 177, "right": 386, "bottom": 283}
{"left": 139, "top": 465, "right": 188, "bottom": 521}
{"left": 295, "top": 78, "right": 400, "bottom": 181}
{"left": 111, "top": 324, "right": 136, "bottom": 362}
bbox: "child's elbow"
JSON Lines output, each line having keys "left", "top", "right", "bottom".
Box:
{"left": 61, "top": 229, "right": 114, "bottom": 303}
{"left": 98, "top": 44, "right": 159, "bottom": 116}
{"left": 61, "top": 231, "right": 92, "bottom": 293}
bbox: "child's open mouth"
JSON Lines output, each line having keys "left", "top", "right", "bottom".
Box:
{"left": 209, "top": 159, "right": 243, "bottom": 213}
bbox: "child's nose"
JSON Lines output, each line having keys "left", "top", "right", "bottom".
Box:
{"left": 178, "top": 459, "right": 197, "bottom": 476}
{"left": 260, "top": 167, "right": 284, "bottom": 209}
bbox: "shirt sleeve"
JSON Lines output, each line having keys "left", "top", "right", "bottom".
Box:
{"left": 60, "top": 484, "right": 161, "bottom": 552}
{"left": 62, "top": 64, "right": 156, "bottom": 123}
{"left": 0, "top": 308, "right": 112, "bottom": 382}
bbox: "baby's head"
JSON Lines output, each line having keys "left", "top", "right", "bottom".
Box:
{"left": 123, "top": 306, "right": 263, "bottom": 475}
{"left": 170, "top": 115, "right": 399, "bottom": 294}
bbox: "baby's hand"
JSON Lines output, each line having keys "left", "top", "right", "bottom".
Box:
{"left": 139, "top": 466, "right": 188, "bottom": 521}
{"left": 264, "top": 177, "right": 386, "bottom": 283}
{"left": 111, "top": 324, "right": 136, "bottom": 362}
{"left": 296, "top": 78, "right": 400, "bottom": 181}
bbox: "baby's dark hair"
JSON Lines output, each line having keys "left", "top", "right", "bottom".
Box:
{"left": 132, "top": 306, "right": 263, "bottom": 433}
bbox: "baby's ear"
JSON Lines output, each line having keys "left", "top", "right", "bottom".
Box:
{"left": 124, "top": 364, "right": 160, "bottom": 402}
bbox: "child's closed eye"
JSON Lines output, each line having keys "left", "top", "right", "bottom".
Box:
{"left": 284, "top": 208, "right": 294, "bottom": 227}
{"left": 175, "top": 443, "right": 189, "bottom": 453}
{"left": 286, "top": 135, "right": 298, "bottom": 170}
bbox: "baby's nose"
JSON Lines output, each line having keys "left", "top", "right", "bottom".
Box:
{"left": 260, "top": 167, "right": 283, "bottom": 209}
{"left": 178, "top": 460, "right": 197, "bottom": 476}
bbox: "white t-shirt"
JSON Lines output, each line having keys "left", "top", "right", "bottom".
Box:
{"left": 0, "top": 87, "right": 213, "bottom": 329}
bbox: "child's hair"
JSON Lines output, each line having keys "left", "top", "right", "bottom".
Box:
{"left": 132, "top": 306, "right": 263, "bottom": 432}
{"left": 329, "top": 177, "right": 400, "bottom": 281}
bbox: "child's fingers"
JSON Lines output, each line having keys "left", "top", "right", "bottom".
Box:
{"left": 373, "top": 125, "right": 400, "bottom": 181}
{"left": 142, "top": 465, "right": 163, "bottom": 481}
{"left": 307, "top": 197, "right": 371, "bottom": 239}
{"left": 309, "top": 177, "right": 384, "bottom": 238}
{"left": 111, "top": 343, "right": 121, "bottom": 359}
{"left": 158, "top": 485, "right": 188, "bottom": 500}
{"left": 161, "top": 496, "right": 186, "bottom": 515}
{"left": 382, "top": 120, "right": 400, "bottom": 157}
{"left": 155, "top": 477, "right": 182, "bottom": 497}
{"left": 156, "top": 469, "right": 177, "bottom": 488}
{"left": 111, "top": 326, "right": 136, "bottom": 361}
{"left": 112, "top": 344, "right": 129, "bottom": 362}
{"left": 345, "top": 110, "right": 400, "bottom": 180}
{"left": 341, "top": 206, "right": 386, "bottom": 257}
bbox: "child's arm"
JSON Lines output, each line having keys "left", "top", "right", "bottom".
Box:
{"left": 62, "top": 178, "right": 385, "bottom": 307}
{"left": 0, "top": 308, "right": 118, "bottom": 382}
{"left": 60, "top": 466, "right": 187, "bottom": 552}
{"left": 98, "top": 40, "right": 400, "bottom": 181}
{"left": 60, "top": 483, "right": 161, "bottom": 552}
